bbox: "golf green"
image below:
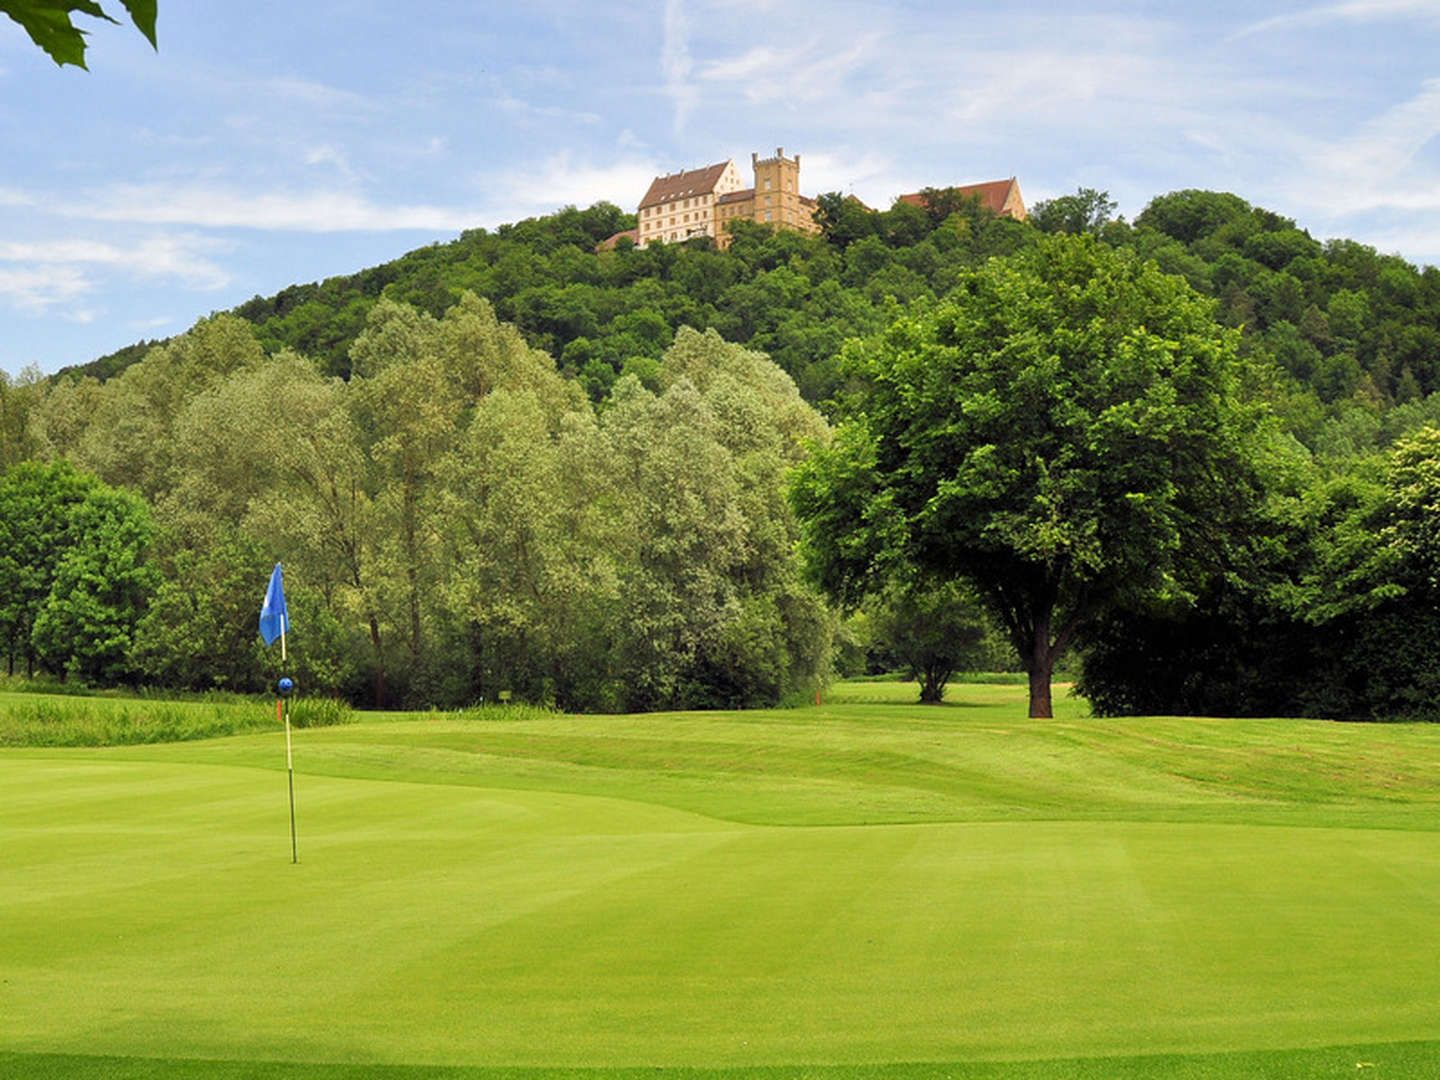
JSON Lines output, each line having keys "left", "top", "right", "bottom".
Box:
{"left": 3, "top": 685, "right": 1439, "bottom": 1074}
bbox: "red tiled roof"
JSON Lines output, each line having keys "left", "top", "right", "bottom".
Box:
{"left": 596, "top": 228, "right": 639, "bottom": 251}
{"left": 898, "top": 178, "right": 1022, "bottom": 217}
{"left": 640, "top": 161, "right": 733, "bottom": 209}
{"left": 716, "top": 188, "right": 755, "bottom": 206}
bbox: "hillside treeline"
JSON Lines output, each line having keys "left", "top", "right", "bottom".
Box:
{"left": 5, "top": 185, "right": 1440, "bottom": 716}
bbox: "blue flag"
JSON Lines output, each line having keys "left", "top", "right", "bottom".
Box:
{"left": 259, "top": 563, "right": 288, "bottom": 647}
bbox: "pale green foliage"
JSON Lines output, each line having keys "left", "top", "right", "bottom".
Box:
{"left": 436, "top": 390, "right": 619, "bottom": 706}
{"left": 11, "top": 296, "right": 830, "bottom": 708}
{"left": 69, "top": 315, "right": 266, "bottom": 499}
{"left": 0, "top": 366, "right": 45, "bottom": 471}
{"left": 1380, "top": 425, "right": 1440, "bottom": 590}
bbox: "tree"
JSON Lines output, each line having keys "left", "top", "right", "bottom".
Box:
{"left": 1029, "top": 188, "right": 1118, "bottom": 236}
{"left": 792, "top": 233, "right": 1273, "bottom": 718}
{"left": 31, "top": 484, "right": 157, "bottom": 682}
{"left": 1, "top": 0, "right": 155, "bottom": 68}
{"left": 1135, "top": 190, "right": 1252, "bottom": 246}
{"left": 0, "top": 460, "right": 157, "bottom": 681}
{"left": 867, "top": 581, "right": 990, "bottom": 703}
{"left": 0, "top": 460, "right": 100, "bottom": 675}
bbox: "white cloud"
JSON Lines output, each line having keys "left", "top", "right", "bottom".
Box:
{"left": 495, "top": 92, "right": 602, "bottom": 125}
{"left": 262, "top": 76, "right": 368, "bottom": 109}
{"left": 1275, "top": 78, "right": 1440, "bottom": 217}
{"left": 490, "top": 155, "right": 661, "bottom": 218}
{"left": 0, "top": 265, "right": 92, "bottom": 313}
{"left": 799, "top": 149, "right": 907, "bottom": 205}
{"left": 1238, "top": 0, "right": 1440, "bottom": 36}
{"left": 61, "top": 185, "right": 481, "bottom": 233}
{"left": 661, "top": 0, "right": 697, "bottom": 134}
{"left": 697, "top": 39, "right": 877, "bottom": 108}
{"left": 0, "top": 235, "right": 232, "bottom": 289}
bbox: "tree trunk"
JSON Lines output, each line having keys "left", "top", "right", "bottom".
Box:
{"left": 1027, "top": 660, "right": 1053, "bottom": 718}
{"left": 368, "top": 613, "right": 387, "bottom": 708}
{"left": 1027, "top": 609, "right": 1056, "bottom": 718}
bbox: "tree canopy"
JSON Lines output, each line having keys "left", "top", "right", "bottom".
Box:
{"left": 793, "top": 233, "right": 1275, "bottom": 717}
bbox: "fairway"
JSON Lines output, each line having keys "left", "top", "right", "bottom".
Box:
{"left": 4, "top": 683, "right": 1440, "bottom": 1077}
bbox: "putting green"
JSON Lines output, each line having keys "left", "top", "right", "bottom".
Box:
{"left": 3, "top": 686, "right": 1440, "bottom": 1073}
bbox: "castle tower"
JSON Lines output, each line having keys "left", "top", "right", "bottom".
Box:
{"left": 750, "top": 147, "right": 807, "bottom": 230}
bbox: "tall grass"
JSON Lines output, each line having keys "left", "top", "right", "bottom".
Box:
{"left": 0, "top": 693, "right": 354, "bottom": 747}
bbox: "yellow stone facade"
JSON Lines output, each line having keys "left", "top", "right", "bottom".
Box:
{"left": 637, "top": 148, "right": 821, "bottom": 249}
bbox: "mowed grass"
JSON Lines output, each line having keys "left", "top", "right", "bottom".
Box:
{"left": 3, "top": 681, "right": 1440, "bottom": 1078}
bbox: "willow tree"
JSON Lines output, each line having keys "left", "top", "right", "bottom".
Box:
{"left": 793, "top": 234, "right": 1273, "bottom": 717}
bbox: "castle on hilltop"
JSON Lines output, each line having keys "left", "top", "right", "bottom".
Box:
{"left": 629, "top": 147, "right": 822, "bottom": 250}
{"left": 599, "top": 147, "right": 1026, "bottom": 250}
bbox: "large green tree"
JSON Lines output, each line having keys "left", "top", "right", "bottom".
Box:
{"left": 793, "top": 233, "right": 1274, "bottom": 717}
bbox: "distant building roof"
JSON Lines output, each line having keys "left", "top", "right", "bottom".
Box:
{"left": 596, "top": 228, "right": 639, "bottom": 252}
{"left": 639, "top": 161, "right": 733, "bottom": 209}
{"left": 897, "top": 178, "right": 1025, "bottom": 220}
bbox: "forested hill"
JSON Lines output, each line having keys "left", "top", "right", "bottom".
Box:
{"left": 60, "top": 186, "right": 1440, "bottom": 459}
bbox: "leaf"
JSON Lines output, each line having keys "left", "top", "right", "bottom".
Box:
{"left": 118, "top": 0, "right": 153, "bottom": 45}
{"left": 0, "top": 0, "right": 154, "bottom": 68}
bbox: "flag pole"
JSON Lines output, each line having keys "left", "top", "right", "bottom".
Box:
{"left": 262, "top": 564, "right": 297, "bottom": 864}
{"left": 279, "top": 676, "right": 297, "bottom": 864}
{"left": 284, "top": 695, "right": 297, "bottom": 864}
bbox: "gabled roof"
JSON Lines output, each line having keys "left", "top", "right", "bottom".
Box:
{"left": 897, "top": 178, "right": 1024, "bottom": 219}
{"left": 716, "top": 188, "right": 755, "bottom": 206}
{"left": 639, "top": 161, "right": 733, "bottom": 209}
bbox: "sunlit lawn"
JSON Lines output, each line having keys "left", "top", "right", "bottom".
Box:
{"left": 3, "top": 680, "right": 1439, "bottom": 1078}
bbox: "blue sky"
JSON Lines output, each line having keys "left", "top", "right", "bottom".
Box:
{"left": 4, "top": 0, "right": 1440, "bottom": 376}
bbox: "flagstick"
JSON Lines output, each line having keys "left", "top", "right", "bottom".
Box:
{"left": 282, "top": 695, "right": 298, "bottom": 864}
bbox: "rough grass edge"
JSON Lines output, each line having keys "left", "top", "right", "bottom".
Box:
{"left": 0, "top": 694, "right": 355, "bottom": 747}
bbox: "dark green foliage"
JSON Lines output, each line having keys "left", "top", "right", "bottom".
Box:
{"left": 0, "top": 0, "right": 155, "bottom": 68}
{"left": 865, "top": 582, "right": 992, "bottom": 703}
{"left": 0, "top": 462, "right": 158, "bottom": 682}
{"left": 1028, "top": 187, "right": 1117, "bottom": 236}
{"left": 55, "top": 197, "right": 1031, "bottom": 403}
{"left": 29, "top": 484, "right": 157, "bottom": 683}
{"left": 1135, "top": 190, "right": 1253, "bottom": 245}
{"left": 794, "top": 234, "right": 1273, "bottom": 718}
{"left": 0, "top": 460, "right": 104, "bottom": 677}
{"left": 54, "top": 339, "right": 162, "bottom": 384}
